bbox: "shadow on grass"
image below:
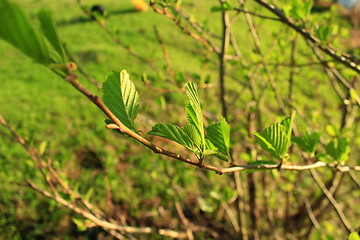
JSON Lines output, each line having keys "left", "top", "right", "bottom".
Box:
{"left": 58, "top": 8, "right": 138, "bottom": 26}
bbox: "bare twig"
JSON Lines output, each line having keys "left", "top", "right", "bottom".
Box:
{"left": 347, "top": 171, "right": 360, "bottom": 189}
{"left": 288, "top": 34, "right": 298, "bottom": 102}
{"left": 232, "top": 7, "right": 280, "bottom": 21}
{"left": 26, "top": 180, "right": 188, "bottom": 238}
{"left": 175, "top": 202, "right": 194, "bottom": 240}
{"left": 150, "top": 1, "right": 220, "bottom": 54}
{"left": 306, "top": 40, "right": 359, "bottom": 105}
{"left": 172, "top": 7, "right": 221, "bottom": 52}
{"left": 308, "top": 169, "right": 353, "bottom": 233}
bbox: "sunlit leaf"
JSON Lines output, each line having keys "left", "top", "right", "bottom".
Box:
{"left": 103, "top": 70, "right": 139, "bottom": 131}
{"left": 206, "top": 117, "right": 231, "bottom": 159}
{"left": 253, "top": 112, "right": 295, "bottom": 160}
{"left": 325, "top": 137, "right": 350, "bottom": 162}
{"left": 184, "top": 82, "right": 205, "bottom": 156}
{"left": 349, "top": 232, "right": 360, "bottom": 240}
{"left": 149, "top": 123, "right": 195, "bottom": 151}
{"left": 211, "top": 1, "right": 232, "bottom": 12}
{"left": 292, "top": 131, "right": 320, "bottom": 154}
{"left": 183, "top": 124, "right": 201, "bottom": 151}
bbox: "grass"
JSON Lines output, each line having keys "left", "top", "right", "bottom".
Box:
{"left": 1, "top": 0, "right": 359, "bottom": 239}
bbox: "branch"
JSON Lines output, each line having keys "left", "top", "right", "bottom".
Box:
{"left": 308, "top": 169, "right": 354, "bottom": 232}
{"left": 26, "top": 180, "right": 187, "bottom": 239}
{"left": 253, "top": 0, "right": 360, "bottom": 74}
{"left": 150, "top": 1, "right": 220, "bottom": 54}
{"left": 233, "top": 7, "right": 280, "bottom": 21}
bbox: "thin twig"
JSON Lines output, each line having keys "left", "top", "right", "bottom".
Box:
{"left": 347, "top": 171, "right": 360, "bottom": 189}
{"left": 232, "top": 7, "right": 280, "bottom": 21}
{"left": 26, "top": 180, "right": 187, "bottom": 238}
{"left": 288, "top": 34, "right": 298, "bottom": 102}
{"left": 150, "top": 1, "right": 220, "bottom": 54}
{"left": 308, "top": 169, "right": 353, "bottom": 233}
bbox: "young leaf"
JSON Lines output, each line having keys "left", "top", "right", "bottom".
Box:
{"left": 0, "top": 0, "right": 51, "bottom": 64}
{"left": 253, "top": 112, "right": 295, "bottom": 160}
{"left": 325, "top": 137, "right": 350, "bottom": 162}
{"left": 205, "top": 139, "right": 229, "bottom": 161}
{"left": 206, "top": 117, "right": 231, "bottom": 159}
{"left": 349, "top": 232, "right": 360, "bottom": 240}
{"left": 184, "top": 82, "right": 205, "bottom": 156}
{"left": 210, "top": 2, "right": 232, "bottom": 12}
{"left": 182, "top": 124, "right": 201, "bottom": 151}
{"left": 102, "top": 70, "right": 139, "bottom": 131}
{"left": 149, "top": 123, "right": 195, "bottom": 151}
{"left": 38, "top": 10, "right": 66, "bottom": 63}
{"left": 315, "top": 25, "right": 331, "bottom": 42}
{"left": 292, "top": 131, "right": 320, "bottom": 154}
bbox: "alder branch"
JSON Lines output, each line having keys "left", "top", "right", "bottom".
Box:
{"left": 253, "top": 0, "right": 360, "bottom": 74}
{"left": 306, "top": 40, "right": 360, "bottom": 106}
{"left": 172, "top": 7, "right": 222, "bottom": 49}
{"left": 150, "top": 1, "right": 220, "bottom": 54}
{"left": 7, "top": 74, "right": 357, "bottom": 179}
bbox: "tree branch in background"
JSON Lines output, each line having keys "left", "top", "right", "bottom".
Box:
{"left": 253, "top": 0, "right": 360, "bottom": 74}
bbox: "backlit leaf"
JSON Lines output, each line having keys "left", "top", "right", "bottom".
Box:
{"left": 184, "top": 82, "right": 205, "bottom": 156}
{"left": 292, "top": 131, "right": 320, "bottom": 154}
{"left": 206, "top": 117, "right": 230, "bottom": 159}
{"left": 149, "top": 123, "right": 195, "bottom": 151}
{"left": 103, "top": 70, "right": 139, "bottom": 131}
{"left": 325, "top": 137, "right": 350, "bottom": 162}
{"left": 253, "top": 112, "right": 295, "bottom": 160}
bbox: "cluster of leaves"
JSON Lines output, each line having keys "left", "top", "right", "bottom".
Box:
{"left": 102, "top": 70, "right": 231, "bottom": 165}
{"left": 103, "top": 70, "right": 352, "bottom": 168}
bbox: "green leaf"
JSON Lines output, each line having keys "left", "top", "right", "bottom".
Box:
{"left": 349, "top": 232, "right": 360, "bottom": 240}
{"left": 315, "top": 25, "right": 331, "bottom": 42}
{"left": 253, "top": 112, "right": 295, "bottom": 160}
{"left": 183, "top": 124, "right": 201, "bottom": 151}
{"left": 0, "top": 0, "right": 51, "bottom": 64}
{"left": 292, "top": 131, "right": 320, "bottom": 154}
{"left": 205, "top": 139, "right": 229, "bottom": 161}
{"left": 184, "top": 82, "right": 205, "bottom": 156}
{"left": 38, "top": 10, "right": 66, "bottom": 63}
{"left": 72, "top": 218, "right": 87, "bottom": 232}
{"left": 148, "top": 123, "right": 195, "bottom": 151}
{"left": 325, "top": 137, "right": 350, "bottom": 162}
{"left": 288, "top": 0, "right": 312, "bottom": 21}
{"left": 102, "top": 70, "right": 139, "bottom": 131}
{"left": 210, "top": 2, "right": 232, "bottom": 12}
{"left": 206, "top": 117, "right": 231, "bottom": 159}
